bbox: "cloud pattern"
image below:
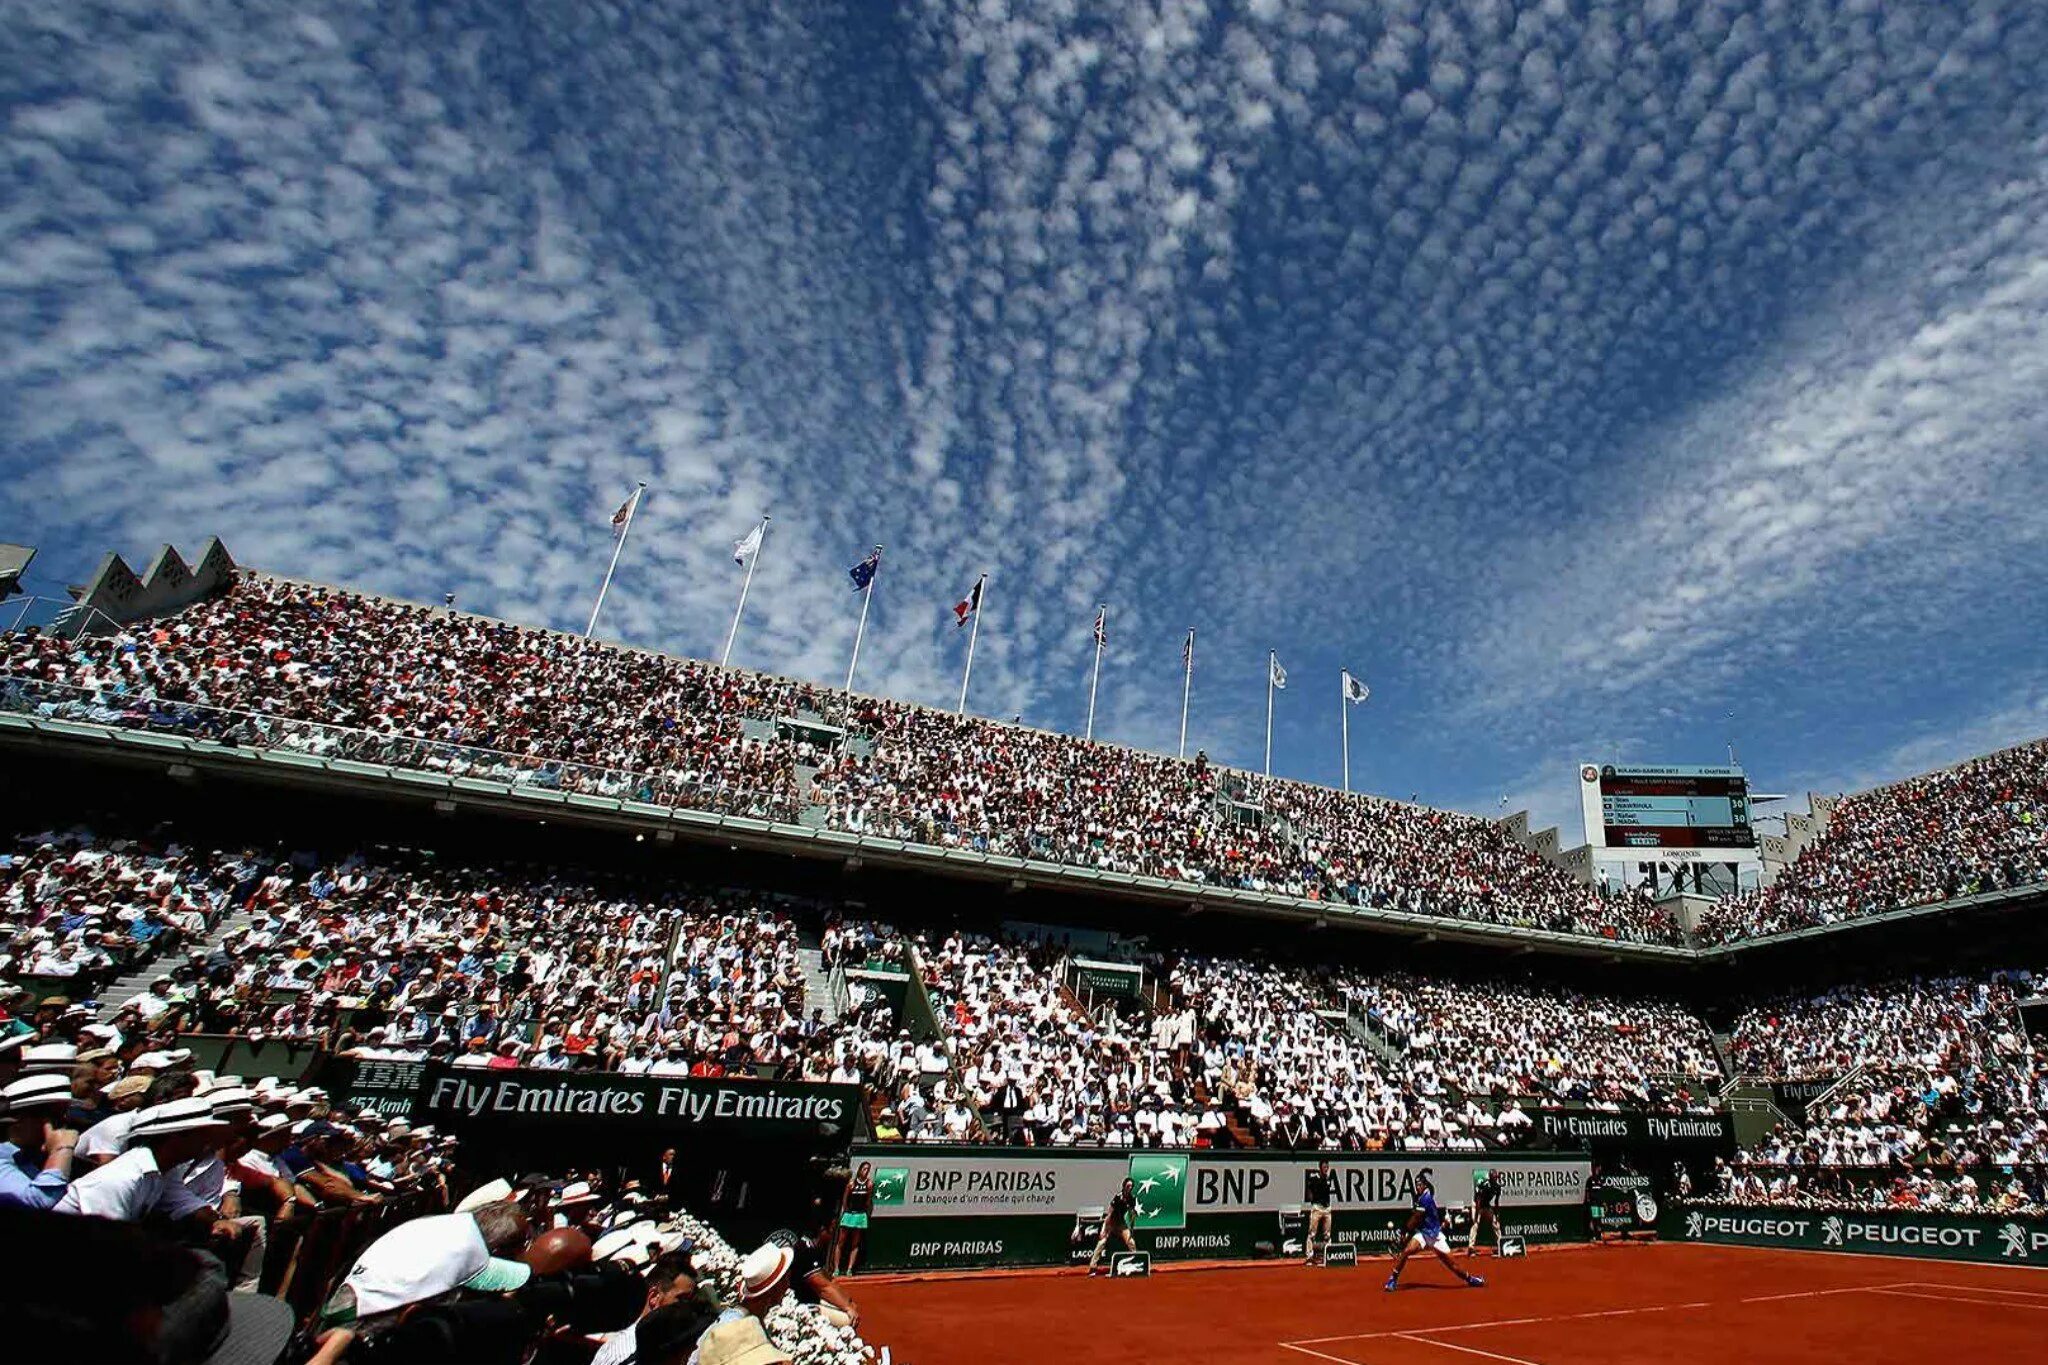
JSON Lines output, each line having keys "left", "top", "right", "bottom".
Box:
{"left": 3, "top": 0, "right": 2046, "bottom": 832}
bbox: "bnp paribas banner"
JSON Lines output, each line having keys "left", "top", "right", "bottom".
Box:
{"left": 855, "top": 1147, "right": 1592, "bottom": 1271}
{"left": 1670, "top": 1202, "right": 2048, "bottom": 1266}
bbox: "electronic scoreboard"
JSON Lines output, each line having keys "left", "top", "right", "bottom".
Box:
{"left": 1578, "top": 763, "right": 1755, "bottom": 855}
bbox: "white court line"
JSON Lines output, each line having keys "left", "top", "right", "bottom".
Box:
{"left": 1867, "top": 1287, "right": 2048, "bottom": 1311}
{"left": 1279, "top": 1343, "right": 1372, "bottom": 1365}
{"left": 1286, "top": 1298, "right": 1714, "bottom": 1347}
{"left": 1739, "top": 1283, "right": 1915, "bottom": 1303}
{"left": 1276, "top": 1279, "right": 1942, "bottom": 1359}
{"left": 1896, "top": 1280, "right": 2048, "bottom": 1300}
{"left": 1397, "top": 1333, "right": 1548, "bottom": 1365}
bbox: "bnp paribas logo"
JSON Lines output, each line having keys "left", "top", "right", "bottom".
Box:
{"left": 872, "top": 1168, "right": 909, "bottom": 1207}
{"left": 1128, "top": 1154, "right": 1189, "bottom": 1230}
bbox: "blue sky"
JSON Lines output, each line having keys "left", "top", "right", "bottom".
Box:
{"left": 4, "top": 0, "right": 2047, "bottom": 840}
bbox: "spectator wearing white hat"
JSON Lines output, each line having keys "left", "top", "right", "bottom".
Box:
{"left": 0, "top": 1073, "right": 82, "bottom": 1209}
{"left": 54, "top": 1096, "right": 230, "bottom": 1222}
{"left": 179, "top": 1085, "right": 270, "bottom": 1291}
{"left": 76, "top": 1070, "right": 200, "bottom": 1166}
{"left": 230, "top": 1112, "right": 314, "bottom": 1222}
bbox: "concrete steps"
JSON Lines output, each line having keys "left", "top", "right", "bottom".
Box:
{"left": 98, "top": 903, "right": 261, "bottom": 1021}
{"left": 797, "top": 946, "right": 843, "bottom": 1024}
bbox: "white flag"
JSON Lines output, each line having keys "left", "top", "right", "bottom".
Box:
{"left": 732, "top": 523, "right": 764, "bottom": 566}
{"left": 1270, "top": 656, "right": 1287, "bottom": 690}
{"left": 1343, "top": 671, "right": 1369, "bottom": 704}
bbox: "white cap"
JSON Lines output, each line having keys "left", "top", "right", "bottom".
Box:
{"left": 130, "top": 1097, "right": 230, "bottom": 1139}
{"left": 2, "top": 1074, "right": 75, "bottom": 1112}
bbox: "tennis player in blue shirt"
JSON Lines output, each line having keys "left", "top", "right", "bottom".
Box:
{"left": 1385, "top": 1170, "right": 1483, "bottom": 1291}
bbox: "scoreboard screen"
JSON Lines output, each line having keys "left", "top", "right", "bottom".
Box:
{"left": 1579, "top": 763, "right": 1755, "bottom": 852}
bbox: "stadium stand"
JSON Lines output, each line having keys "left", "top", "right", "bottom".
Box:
{"left": 1697, "top": 738, "right": 2048, "bottom": 944}
{"left": 1, "top": 570, "right": 1682, "bottom": 944}
{"left": 1341, "top": 973, "right": 1723, "bottom": 1112}
{"left": 1728, "top": 969, "right": 2048, "bottom": 1171}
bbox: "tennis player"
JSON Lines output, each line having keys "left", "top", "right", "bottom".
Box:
{"left": 1385, "top": 1170, "right": 1483, "bottom": 1291}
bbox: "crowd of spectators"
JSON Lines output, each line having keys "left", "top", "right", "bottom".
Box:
{"left": 1697, "top": 739, "right": 2048, "bottom": 944}
{"left": 1708, "top": 1161, "right": 2048, "bottom": 1215}
{"left": 0, "top": 1036, "right": 883, "bottom": 1364}
{"left": 1, "top": 1014, "right": 464, "bottom": 1362}
{"left": 2, "top": 822, "right": 243, "bottom": 998}
{"left": 1344, "top": 974, "right": 1722, "bottom": 1112}
{"left": 1728, "top": 970, "right": 2048, "bottom": 1176}
{"left": 2, "top": 572, "right": 1684, "bottom": 944}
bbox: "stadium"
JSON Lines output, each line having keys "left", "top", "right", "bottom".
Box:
{"left": 7, "top": 5, "right": 2048, "bottom": 1364}
{"left": 1, "top": 541, "right": 2044, "bottom": 1365}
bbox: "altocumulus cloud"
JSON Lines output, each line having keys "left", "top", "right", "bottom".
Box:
{"left": 2, "top": 0, "right": 2046, "bottom": 815}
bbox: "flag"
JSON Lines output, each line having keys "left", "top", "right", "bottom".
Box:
{"left": 1092, "top": 607, "right": 1107, "bottom": 648}
{"left": 849, "top": 547, "right": 881, "bottom": 592}
{"left": 1182, "top": 629, "right": 1194, "bottom": 669}
{"left": 952, "top": 578, "right": 983, "bottom": 627}
{"left": 609, "top": 489, "right": 639, "bottom": 539}
{"left": 732, "top": 523, "right": 764, "bottom": 566}
{"left": 1343, "top": 671, "right": 1370, "bottom": 704}
{"left": 1269, "top": 656, "right": 1287, "bottom": 690}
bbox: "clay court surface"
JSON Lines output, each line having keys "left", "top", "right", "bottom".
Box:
{"left": 855, "top": 1243, "right": 2048, "bottom": 1364}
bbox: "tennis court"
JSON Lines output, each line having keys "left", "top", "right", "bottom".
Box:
{"left": 854, "top": 1242, "right": 2048, "bottom": 1364}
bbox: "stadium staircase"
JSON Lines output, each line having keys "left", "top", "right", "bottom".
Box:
{"left": 792, "top": 762, "right": 828, "bottom": 829}
{"left": 1342, "top": 1005, "right": 1408, "bottom": 1070}
{"left": 795, "top": 946, "right": 844, "bottom": 1025}
{"left": 98, "top": 901, "right": 263, "bottom": 1022}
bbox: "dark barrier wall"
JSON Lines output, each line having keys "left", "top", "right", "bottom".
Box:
{"left": 1667, "top": 1202, "right": 2048, "bottom": 1266}
{"left": 851, "top": 1145, "right": 1594, "bottom": 1271}
{"left": 316, "top": 1057, "right": 860, "bottom": 1142}
{"left": 316, "top": 1058, "right": 864, "bottom": 1247}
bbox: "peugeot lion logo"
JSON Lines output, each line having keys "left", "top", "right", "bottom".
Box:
{"left": 2001, "top": 1224, "right": 2030, "bottom": 1259}
{"left": 1685, "top": 1211, "right": 1703, "bottom": 1240}
{"left": 1821, "top": 1216, "right": 1845, "bottom": 1247}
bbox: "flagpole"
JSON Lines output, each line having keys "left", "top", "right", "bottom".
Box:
{"left": 586, "top": 482, "right": 645, "bottom": 639}
{"left": 1341, "top": 671, "right": 1351, "bottom": 794}
{"left": 720, "top": 516, "right": 769, "bottom": 669}
{"left": 1179, "top": 629, "right": 1194, "bottom": 760}
{"left": 846, "top": 544, "right": 881, "bottom": 693}
{"left": 957, "top": 572, "right": 987, "bottom": 714}
{"left": 1085, "top": 605, "right": 1107, "bottom": 741}
{"left": 1264, "top": 650, "right": 1276, "bottom": 781}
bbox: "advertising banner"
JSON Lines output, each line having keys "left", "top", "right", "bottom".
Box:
{"left": 318, "top": 1058, "right": 861, "bottom": 1140}
{"left": 855, "top": 1147, "right": 1592, "bottom": 1271}
{"left": 1533, "top": 1111, "right": 1733, "bottom": 1149}
{"left": 1670, "top": 1203, "right": 2048, "bottom": 1265}
{"left": 1768, "top": 1079, "right": 1837, "bottom": 1116}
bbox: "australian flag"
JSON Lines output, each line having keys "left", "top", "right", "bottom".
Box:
{"left": 849, "top": 547, "right": 882, "bottom": 592}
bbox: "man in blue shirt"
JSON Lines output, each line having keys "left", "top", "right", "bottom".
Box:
{"left": 0, "top": 1074, "right": 83, "bottom": 1209}
{"left": 1385, "top": 1170, "right": 1483, "bottom": 1291}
